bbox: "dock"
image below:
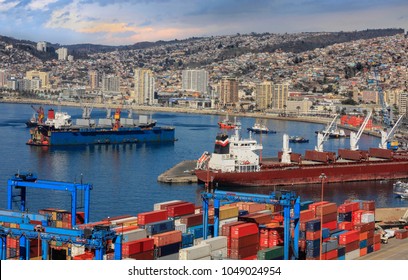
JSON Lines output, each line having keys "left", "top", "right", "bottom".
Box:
{"left": 157, "top": 160, "right": 198, "bottom": 184}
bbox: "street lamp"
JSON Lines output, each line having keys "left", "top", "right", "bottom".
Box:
{"left": 319, "top": 173, "right": 327, "bottom": 260}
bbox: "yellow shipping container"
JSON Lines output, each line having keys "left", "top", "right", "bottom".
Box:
{"left": 51, "top": 211, "right": 57, "bottom": 221}
{"left": 219, "top": 205, "right": 239, "bottom": 220}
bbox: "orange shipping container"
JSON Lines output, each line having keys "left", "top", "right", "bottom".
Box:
{"left": 153, "top": 230, "right": 182, "bottom": 247}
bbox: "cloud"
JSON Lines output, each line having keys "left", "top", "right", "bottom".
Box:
{"left": 26, "top": 0, "right": 59, "bottom": 11}
{"left": 0, "top": 0, "right": 20, "bottom": 12}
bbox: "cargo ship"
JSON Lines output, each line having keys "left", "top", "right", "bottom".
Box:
{"left": 195, "top": 120, "right": 408, "bottom": 187}
{"left": 26, "top": 107, "right": 175, "bottom": 146}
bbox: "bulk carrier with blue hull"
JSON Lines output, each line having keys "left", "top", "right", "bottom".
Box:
{"left": 26, "top": 107, "right": 176, "bottom": 146}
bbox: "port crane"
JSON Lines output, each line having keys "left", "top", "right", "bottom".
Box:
{"left": 350, "top": 110, "right": 372, "bottom": 151}
{"left": 379, "top": 114, "right": 404, "bottom": 150}
{"left": 30, "top": 105, "right": 44, "bottom": 124}
{"left": 201, "top": 190, "right": 301, "bottom": 260}
{"left": 315, "top": 114, "right": 338, "bottom": 152}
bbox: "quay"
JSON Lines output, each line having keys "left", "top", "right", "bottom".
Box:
{"left": 157, "top": 160, "right": 198, "bottom": 184}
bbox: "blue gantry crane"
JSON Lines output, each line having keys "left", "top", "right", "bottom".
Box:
{"left": 201, "top": 190, "right": 301, "bottom": 260}
{"left": 0, "top": 172, "right": 122, "bottom": 260}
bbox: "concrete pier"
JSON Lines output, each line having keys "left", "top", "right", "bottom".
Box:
{"left": 157, "top": 160, "right": 198, "bottom": 184}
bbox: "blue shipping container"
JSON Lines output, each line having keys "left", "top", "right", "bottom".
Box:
{"left": 145, "top": 220, "right": 175, "bottom": 236}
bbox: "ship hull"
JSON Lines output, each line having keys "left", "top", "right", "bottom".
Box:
{"left": 27, "top": 126, "right": 175, "bottom": 146}
{"left": 195, "top": 160, "right": 408, "bottom": 187}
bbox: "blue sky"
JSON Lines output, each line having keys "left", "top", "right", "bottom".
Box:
{"left": 0, "top": 0, "right": 407, "bottom": 45}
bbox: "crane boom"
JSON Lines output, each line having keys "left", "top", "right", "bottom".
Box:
{"left": 350, "top": 111, "right": 372, "bottom": 151}
{"left": 315, "top": 114, "right": 338, "bottom": 152}
{"left": 379, "top": 115, "right": 404, "bottom": 149}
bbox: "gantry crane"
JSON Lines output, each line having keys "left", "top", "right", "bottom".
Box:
{"left": 201, "top": 190, "right": 301, "bottom": 260}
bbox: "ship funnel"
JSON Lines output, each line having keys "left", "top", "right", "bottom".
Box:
{"left": 281, "top": 134, "right": 292, "bottom": 163}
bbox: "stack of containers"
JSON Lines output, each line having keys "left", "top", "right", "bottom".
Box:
{"left": 297, "top": 208, "right": 315, "bottom": 256}
{"left": 121, "top": 238, "right": 155, "bottom": 260}
{"left": 179, "top": 243, "right": 212, "bottom": 260}
{"left": 39, "top": 208, "right": 85, "bottom": 228}
{"left": 200, "top": 236, "right": 228, "bottom": 259}
{"left": 316, "top": 202, "right": 338, "bottom": 231}
{"left": 229, "top": 223, "right": 259, "bottom": 260}
{"left": 259, "top": 226, "right": 284, "bottom": 250}
{"left": 153, "top": 230, "right": 182, "bottom": 258}
{"left": 6, "top": 236, "right": 19, "bottom": 259}
{"left": 221, "top": 220, "right": 245, "bottom": 257}
{"left": 305, "top": 219, "right": 321, "bottom": 260}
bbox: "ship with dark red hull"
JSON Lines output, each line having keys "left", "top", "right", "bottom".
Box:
{"left": 195, "top": 119, "right": 408, "bottom": 187}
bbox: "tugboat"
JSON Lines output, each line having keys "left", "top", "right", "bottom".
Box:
{"left": 289, "top": 136, "right": 309, "bottom": 143}
{"left": 393, "top": 181, "right": 408, "bottom": 199}
{"left": 247, "top": 122, "right": 276, "bottom": 134}
{"left": 218, "top": 114, "right": 240, "bottom": 129}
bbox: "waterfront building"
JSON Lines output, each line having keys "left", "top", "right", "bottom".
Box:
{"left": 36, "top": 41, "right": 47, "bottom": 52}
{"left": 56, "top": 47, "right": 68, "bottom": 61}
{"left": 219, "top": 76, "right": 238, "bottom": 107}
{"left": 25, "top": 70, "right": 50, "bottom": 89}
{"left": 0, "top": 69, "right": 8, "bottom": 87}
{"left": 133, "top": 68, "right": 156, "bottom": 105}
{"left": 255, "top": 81, "right": 272, "bottom": 110}
{"left": 399, "top": 92, "right": 408, "bottom": 116}
{"left": 182, "top": 69, "right": 208, "bottom": 94}
{"left": 89, "top": 70, "right": 99, "bottom": 90}
{"left": 270, "top": 83, "right": 289, "bottom": 110}
{"left": 102, "top": 74, "right": 120, "bottom": 94}
{"left": 286, "top": 99, "right": 313, "bottom": 115}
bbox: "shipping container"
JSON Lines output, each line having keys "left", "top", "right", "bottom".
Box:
{"left": 137, "top": 210, "right": 168, "bottom": 226}
{"left": 179, "top": 243, "right": 211, "bottom": 260}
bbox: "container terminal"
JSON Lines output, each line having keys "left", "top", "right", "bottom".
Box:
{"left": 1, "top": 173, "right": 407, "bottom": 260}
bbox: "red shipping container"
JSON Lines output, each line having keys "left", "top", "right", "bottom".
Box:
{"left": 338, "top": 222, "right": 353, "bottom": 231}
{"left": 241, "top": 255, "right": 257, "bottom": 260}
{"left": 323, "top": 220, "right": 337, "bottom": 231}
{"left": 360, "top": 247, "right": 367, "bottom": 256}
{"left": 167, "top": 202, "right": 195, "bottom": 217}
{"left": 222, "top": 221, "right": 246, "bottom": 237}
{"left": 321, "top": 212, "right": 337, "bottom": 224}
{"left": 308, "top": 201, "right": 329, "bottom": 213}
{"left": 374, "top": 233, "right": 381, "bottom": 244}
{"left": 306, "top": 230, "right": 321, "bottom": 241}
{"left": 230, "top": 233, "right": 258, "bottom": 249}
{"left": 367, "top": 237, "right": 374, "bottom": 246}
{"left": 137, "top": 210, "right": 168, "bottom": 226}
{"left": 230, "top": 223, "right": 258, "bottom": 239}
{"left": 338, "top": 202, "right": 360, "bottom": 213}
{"left": 129, "top": 249, "right": 154, "bottom": 260}
{"left": 395, "top": 229, "right": 408, "bottom": 239}
{"left": 299, "top": 239, "right": 306, "bottom": 251}
{"left": 159, "top": 201, "right": 188, "bottom": 210}
{"left": 345, "top": 240, "right": 359, "bottom": 253}
{"left": 229, "top": 244, "right": 259, "bottom": 259}
{"left": 373, "top": 243, "right": 381, "bottom": 251}
{"left": 352, "top": 210, "right": 366, "bottom": 224}
{"left": 316, "top": 203, "right": 337, "bottom": 216}
{"left": 321, "top": 249, "right": 338, "bottom": 260}
{"left": 339, "top": 230, "right": 360, "bottom": 245}
{"left": 359, "top": 231, "right": 368, "bottom": 240}
{"left": 361, "top": 201, "right": 375, "bottom": 211}
{"left": 122, "top": 240, "right": 143, "bottom": 256}
{"left": 300, "top": 209, "right": 315, "bottom": 221}
{"left": 353, "top": 222, "right": 375, "bottom": 233}
{"left": 179, "top": 213, "right": 204, "bottom": 228}
{"left": 153, "top": 230, "right": 182, "bottom": 247}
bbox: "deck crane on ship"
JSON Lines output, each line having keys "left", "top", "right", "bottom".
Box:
{"left": 379, "top": 115, "right": 404, "bottom": 150}
{"left": 315, "top": 114, "right": 338, "bottom": 152}
{"left": 350, "top": 110, "right": 372, "bottom": 151}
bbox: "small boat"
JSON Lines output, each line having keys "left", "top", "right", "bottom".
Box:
{"left": 393, "top": 181, "right": 408, "bottom": 199}
{"left": 289, "top": 136, "right": 309, "bottom": 143}
{"left": 247, "top": 122, "right": 276, "bottom": 134}
{"left": 218, "top": 115, "right": 240, "bottom": 129}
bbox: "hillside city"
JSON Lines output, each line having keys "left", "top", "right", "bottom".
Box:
{"left": 1, "top": 29, "right": 408, "bottom": 130}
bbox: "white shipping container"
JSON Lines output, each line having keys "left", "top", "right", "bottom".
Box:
{"left": 361, "top": 213, "right": 375, "bottom": 223}
{"left": 109, "top": 216, "right": 138, "bottom": 225}
{"left": 200, "top": 236, "right": 228, "bottom": 251}
{"left": 345, "top": 249, "right": 360, "bottom": 260}
{"left": 211, "top": 248, "right": 228, "bottom": 259}
{"left": 154, "top": 200, "right": 182, "bottom": 211}
{"left": 71, "top": 245, "right": 85, "bottom": 257}
{"left": 219, "top": 217, "right": 238, "bottom": 227}
{"left": 175, "top": 223, "right": 187, "bottom": 233}
{"left": 179, "top": 243, "right": 211, "bottom": 260}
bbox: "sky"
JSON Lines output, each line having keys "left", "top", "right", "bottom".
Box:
{"left": 0, "top": 0, "right": 407, "bottom": 46}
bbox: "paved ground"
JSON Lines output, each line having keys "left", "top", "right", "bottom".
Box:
{"left": 357, "top": 237, "right": 408, "bottom": 260}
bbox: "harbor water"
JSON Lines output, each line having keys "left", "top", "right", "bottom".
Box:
{"left": 0, "top": 102, "right": 407, "bottom": 222}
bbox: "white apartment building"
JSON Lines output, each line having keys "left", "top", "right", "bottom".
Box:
{"left": 182, "top": 69, "right": 208, "bottom": 94}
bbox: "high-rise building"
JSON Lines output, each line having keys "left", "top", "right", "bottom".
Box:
{"left": 219, "top": 76, "right": 238, "bottom": 106}
{"left": 255, "top": 81, "right": 272, "bottom": 110}
{"left": 89, "top": 70, "right": 99, "bottom": 90}
{"left": 56, "top": 47, "right": 68, "bottom": 60}
{"left": 271, "top": 83, "right": 289, "bottom": 110}
{"left": 182, "top": 69, "right": 208, "bottom": 94}
{"left": 0, "top": 69, "right": 8, "bottom": 87}
{"left": 399, "top": 92, "right": 408, "bottom": 116}
{"left": 102, "top": 74, "right": 120, "bottom": 94}
{"left": 25, "top": 70, "right": 50, "bottom": 89}
{"left": 133, "top": 68, "right": 155, "bottom": 105}
{"left": 37, "top": 41, "right": 47, "bottom": 52}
